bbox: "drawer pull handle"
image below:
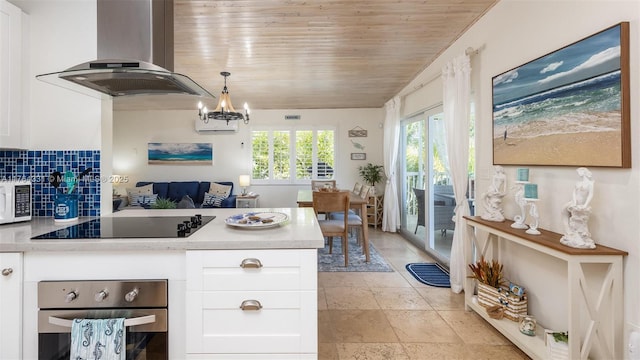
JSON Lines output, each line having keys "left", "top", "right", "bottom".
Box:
{"left": 240, "top": 258, "right": 263, "bottom": 269}
{"left": 240, "top": 300, "right": 263, "bottom": 311}
{"left": 1, "top": 268, "right": 13, "bottom": 276}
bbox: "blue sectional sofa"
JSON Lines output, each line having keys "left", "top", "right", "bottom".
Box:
{"left": 135, "top": 181, "right": 236, "bottom": 208}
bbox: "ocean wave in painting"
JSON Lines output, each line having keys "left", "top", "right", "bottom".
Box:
{"left": 148, "top": 143, "right": 212, "bottom": 163}
{"left": 493, "top": 70, "right": 621, "bottom": 139}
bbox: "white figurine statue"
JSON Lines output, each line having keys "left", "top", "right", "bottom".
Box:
{"left": 511, "top": 183, "right": 528, "bottom": 229}
{"left": 525, "top": 200, "right": 540, "bottom": 235}
{"left": 560, "top": 167, "right": 596, "bottom": 249}
{"left": 480, "top": 165, "right": 507, "bottom": 222}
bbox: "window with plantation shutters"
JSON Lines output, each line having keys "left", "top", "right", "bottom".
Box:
{"left": 250, "top": 128, "right": 335, "bottom": 184}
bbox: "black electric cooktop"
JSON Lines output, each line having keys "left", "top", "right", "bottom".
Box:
{"left": 32, "top": 215, "right": 215, "bottom": 240}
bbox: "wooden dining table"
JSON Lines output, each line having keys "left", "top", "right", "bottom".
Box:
{"left": 297, "top": 189, "right": 370, "bottom": 262}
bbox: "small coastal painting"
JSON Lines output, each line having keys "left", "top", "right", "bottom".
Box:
{"left": 148, "top": 143, "right": 213, "bottom": 165}
{"left": 493, "top": 22, "right": 630, "bottom": 167}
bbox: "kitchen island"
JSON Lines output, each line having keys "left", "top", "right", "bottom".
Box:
{"left": 0, "top": 208, "right": 324, "bottom": 359}
{"left": 0, "top": 207, "right": 323, "bottom": 252}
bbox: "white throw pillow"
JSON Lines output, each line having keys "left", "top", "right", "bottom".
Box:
{"left": 126, "top": 184, "right": 154, "bottom": 204}
{"left": 130, "top": 193, "right": 158, "bottom": 207}
{"left": 202, "top": 193, "right": 225, "bottom": 208}
{"left": 208, "top": 182, "right": 231, "bottom": 198}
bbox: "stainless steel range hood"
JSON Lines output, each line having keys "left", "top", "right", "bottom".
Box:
{"left": 36, "top": 0, "right": 213, "bottom": 100}
{"left": 37, "top": 59, "right": 212, "bottom": 99}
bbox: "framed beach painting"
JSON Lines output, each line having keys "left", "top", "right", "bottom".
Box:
{"left": 492, "top": 22, "right": 630, "bottom": 168}
{"left": 148, "top": 143, "right": 213, "bottom": 165}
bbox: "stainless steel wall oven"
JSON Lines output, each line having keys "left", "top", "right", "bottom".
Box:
{"left": 37, "top": 280, "right": 168, "bottom": 360}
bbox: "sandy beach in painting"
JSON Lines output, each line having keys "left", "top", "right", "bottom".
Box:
{"left": 493, "top": 105, "right": 622, "bottom": 166}
{"left": 494, "top": 129, "right": 621, "bottom": 166}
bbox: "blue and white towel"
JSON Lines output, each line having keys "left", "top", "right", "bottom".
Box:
{"left": 70, "top": 318, "right": 125, "bottom": 360}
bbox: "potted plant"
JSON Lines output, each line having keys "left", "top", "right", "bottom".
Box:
{"left": 469, "top": 257, "right": 505, "bottom": 312}
{"left": 545, "top": 330, "right": 569, "bottom": 358}
{"left": 469, "top": 256, "right": 527, "bottom": 322}
{"left": 468, "top": 256, "right": 504, "bottom": 288}
{"left": 358, "top": 163, "right": 385, "bottom": 187}
{"left": 151, "top": 197, "right": 177, "bottom": 209}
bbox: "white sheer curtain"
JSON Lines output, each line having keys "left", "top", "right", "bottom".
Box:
{"left": 431, "top": 117, "right": 450, "bottom": 182}
{"left": 382, "top": 96, "right": 401, "bottom": 232}
{"left": 442, "top": 54, "right": 471, "bottom": 293}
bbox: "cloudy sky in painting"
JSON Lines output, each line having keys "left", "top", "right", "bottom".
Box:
{"left": 493, "top": 24, "right": 621, "bottom": 105}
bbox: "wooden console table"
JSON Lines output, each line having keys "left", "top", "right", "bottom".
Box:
{"left": 463, "top": 216, "right": 627, "bottom": 360}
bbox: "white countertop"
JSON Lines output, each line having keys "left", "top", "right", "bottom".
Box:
{"left": 0, "top": 208, "right": 324, "bottom": 252}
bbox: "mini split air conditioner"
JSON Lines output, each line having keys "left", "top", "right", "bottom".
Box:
{"left": 195, "top": 119, "right": 239, "bottom": 133}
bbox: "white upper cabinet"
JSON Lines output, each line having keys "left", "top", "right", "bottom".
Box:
{"left": 0, "top": 0, "right": 27, "bottom": 149}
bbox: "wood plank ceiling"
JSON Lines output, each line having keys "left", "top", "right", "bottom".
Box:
{"left": 114, "top": 0, "right": 496, "bottom": 111}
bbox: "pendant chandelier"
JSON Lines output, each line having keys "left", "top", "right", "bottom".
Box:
{"left": 197, "top": 71, "right": 250, "bottom": 125}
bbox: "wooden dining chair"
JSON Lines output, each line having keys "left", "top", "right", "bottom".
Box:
{"left": 313, "top": 190, "right": 350, "bottom": 267}
{"left": 331, "top": 185, "right": 371, "bottom": 259}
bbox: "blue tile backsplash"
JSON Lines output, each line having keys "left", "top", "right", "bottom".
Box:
{"left": 0, "top": 150, "right": 101, "bottom": 217}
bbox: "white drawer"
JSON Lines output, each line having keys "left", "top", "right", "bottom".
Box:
{"left": 186, "top": 249, "right": 317, "bottom": 291}
{"left": 186, "top": 290, "right": 317, "bottom": 354}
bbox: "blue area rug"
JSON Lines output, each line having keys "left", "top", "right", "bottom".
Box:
{"left": 318, "top": 236, "right": 393, "bottom": 272}
{"left": 405, "top": 263, "right": 451, "bottom": 287}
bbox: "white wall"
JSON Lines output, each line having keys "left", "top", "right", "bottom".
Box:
{"left": 15, "top": 0, "right": 115, "bottom": 213}
{"left": 396, "top": 0, "right": 639, "bottom": 350}
{"left": 113, "top": 108, "right": 384, "bottom": 207}
{"left": 15, "top": 0, "right": 102, "bottom": 150}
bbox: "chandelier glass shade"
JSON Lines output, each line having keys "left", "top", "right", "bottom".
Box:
{"left": 198, "top": 71, "right": 250, "bottom": 124}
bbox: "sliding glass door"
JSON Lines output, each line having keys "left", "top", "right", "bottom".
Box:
{"left": 400, "top": 117, "right": 424, "bottom": 244}
{"left": 427, "top": 112, "right": 454, "bottom": 262}
{"left": 399, "top": 105, "right": 475, "bottom": 266}
{"left": 399, "top": 108, "right": 453, "bottom": 263}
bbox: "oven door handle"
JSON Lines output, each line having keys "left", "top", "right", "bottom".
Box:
{"left": 48, "top": 314, "right": 156, "bottom": 328}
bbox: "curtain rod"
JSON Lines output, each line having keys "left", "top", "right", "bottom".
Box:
{"left": 400, "top": 45, "right": 482, "bottom": 98}
{"left": 399, "top": 73, "right": 440, "bottom": 98}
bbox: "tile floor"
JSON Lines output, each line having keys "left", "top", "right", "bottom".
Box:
{"left": 318, "top": 228, "right": 530, "bottom": 359}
